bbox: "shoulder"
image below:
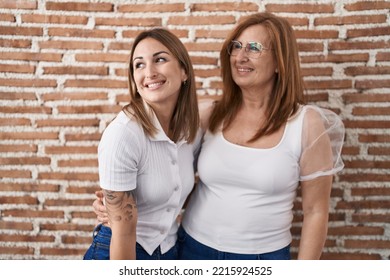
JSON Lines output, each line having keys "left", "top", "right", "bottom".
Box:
{"left": 198, "top": 97, "right": 218, "bottom": 132}
{"left": 100, "top": 111, "right": 145, "bottom": 147}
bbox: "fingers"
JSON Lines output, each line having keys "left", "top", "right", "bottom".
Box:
{"left": 95, "top": 190, "right": 104, "bottom": 201}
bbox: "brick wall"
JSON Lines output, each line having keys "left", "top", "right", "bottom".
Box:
{"left": 0, "top": 0, "right": 389, "bottom": 260}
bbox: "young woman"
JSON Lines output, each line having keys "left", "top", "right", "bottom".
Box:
{"left": 83, "top": 28, "right": 200, "bottom": 260}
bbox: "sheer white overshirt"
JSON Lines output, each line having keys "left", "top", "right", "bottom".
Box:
{"left": 182, "top": 105, "right": 344, "bottom": 254}
{"left": 98, "top": 109, "right": 201, "bottom": 255}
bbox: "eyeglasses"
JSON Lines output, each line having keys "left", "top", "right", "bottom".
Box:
{"left": 227, "top": 40, "right": 271, "bottom": 58}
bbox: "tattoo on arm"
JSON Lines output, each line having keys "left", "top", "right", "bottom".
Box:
{"left": 103, "top": 190, "right": 137, "bottom": 224}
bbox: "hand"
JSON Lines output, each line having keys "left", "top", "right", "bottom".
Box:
{"left": 93, "top": 190, "right": 110, "bottom": 226}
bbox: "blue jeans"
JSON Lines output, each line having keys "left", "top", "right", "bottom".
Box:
{"left": 177, "top": 226, "right": 291, "bottom": 260}
{"left": 83, "top": 224, "right": 178, "bottom": 260}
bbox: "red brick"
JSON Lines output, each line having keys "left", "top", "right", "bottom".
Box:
{"left": 321, "top": 252, "right": 381, "bottom": 260}
{"left": 347, "top": 26, "right": 390, "bottom": 38}
{"left": 315, "top": 14, "right": 387, "bottom": 25}
{"left": 43, "top": 66, "right": 108, "bottom": 75}
{"left": 344, "top": 159, "right": 390, "bottom": 169}
{"left": 95, "top": 17, "right": 161, "bottom": 27}
{"left": 59, "top": 105, "right": 121, "bottom": 114}
{"left": 0, "top": 182, "right": 59, "bottom": 192}
{"left": 36, "top": 119, "right": 100, "bottom": 127}
{"left": 329, "top": 40, "right": 390, "bottom": 51}
{"left": 352, "top": 106, "right": 390, "bottom": 116}
{"left": 351, "top": 187, "right": 390, "bottom": 196}
{"left": 168, "top": 15, "right": 236, "bottom": 25}
{"left": 0, "top": 196, "right": 38, "bottom": 205}
{"left": 45, "top": 146, "right": 97, "bottom": 154}
{"left": 345, "top": 239, "right": 390, "bottom": 249}
{"left": 0, "top": 118, "right": 31, "bottom": 126}
{"left": 22, "top": 14, "right": 88, "bottom": 24}
{"left": 0, "top": 234, "right": 55, "bottom": 243}
{"left": 0, "top": 170, "right": 31, "bottom": 178}
{"left": 66, "top": 185, "right": 100, "bottom": 194}
{"left": 0, "top": 39, "right": 31, "bottom": 48}
{"left": 337, "top": 200, "right": 390, "bottom": 210}
{"left": 48, "top": 27, "right": 115, "bottom": 38}
{"left": 0, "top": 91, "right": 36, "bottom": 100}
{"left": 352, "top": 213, "right": 390, "bottom": 223}
{"left": 75, "top": 53, "right": 128, "bottom": 63}
{"left": 191, "top": 2, "right": 258, "bottom": 12}
{"left": 58, "top": 159, "right": 98, "bottom": 168}
{"left": 0, "top": 221, "right": 33, "bottom": 230}
{"left": 0, "top": 63, "right": 35, "bottom": 74}
{"left": 0, "top": 247, "right": 34, "bottom": 255}
{"left": 40, "top": 223, "right": 93, "bottom": 231}
{"left": 0, "top": 106, "right": 51, "bottom": 114}
{"left": 339, "top": 173, "right": 389, "bottom": 182}
{"left": 359, "top": 134, "right": 390, "bottom": 143}
{"left": 345, "top": 66, "right": 390, "bottom": 76}
{"left": 343, "top": 93, "right": 390, "bottom": 103}
{"left": 41, "top": 92, "right": 108, "bottom": 101}
{"left": 46, "top": 1, "right": 113, "bottom": 12}
{"left": 39, "top": 40, "right": 103, "bottom": 50}
{"left": 38, "top": 172, "right": 98, "bottom": 181}
{"left": 0, "top": 131, "right": 58, "bottom": 140}
{"left": 265, "top": 3, "right": 334, "bottom": 13}
{"left": 3, "top": 209, "right": 64, "bottom": 219}
{"left": 64, "top": 79, "right": 127, "bottom": 89}
{"left": 0, "top": 26, "right": 42, "bottom": 36}
{"left": 343, "top": 120, "right": 390, "bottom": 129}
{"left": 0, "top": 144, "right": 37, "bottom": 152}
{"left": 368, "top": 147, "right": 390, "bottom": 156}
{"left": 0, "top": 51, "right": 62, "bottom": 62}
{"left": 377, "top": 52, "right": 390, "bottom": 62}
{"left": 118, "top": 3, "right": 185, "bottom": 13}
{"left": 64, "top": 133, "right": 102, "bottom": 141}
{"left": 345, "top": 1, "right": 390, "bottom": 11}
{"left": 355, "top": 79, "right": 390, "bottom": 89}
{"left": 0, "top": 157, "right": 51, "bottom": 165}
{"left": 0, "top": 13, "right": 15, "bottom": 22}
{"left": 304, "top": 80, "right": 352, "bottom": 90}
{"left": 0, "top": 0, "right": 36, "bottom": 9}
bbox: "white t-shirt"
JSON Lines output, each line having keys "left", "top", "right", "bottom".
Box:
{"left": 98, "top": 110, "right": 201, "bottom": 255}
{"left": 182, "top": 105, "right": 344, "bottom": 254}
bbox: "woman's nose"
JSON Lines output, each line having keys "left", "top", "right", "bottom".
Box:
{"left": 145, "top": 65, "right": 157, "bottom": 79}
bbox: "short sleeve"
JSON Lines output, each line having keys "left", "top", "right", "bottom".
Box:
{"left": 299, "top": 105, "right": 345, "bottom": 181}
{"left": 98, "top": 118, "right": 143, "bottom": 191}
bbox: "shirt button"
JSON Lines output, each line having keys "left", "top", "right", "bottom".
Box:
{"left": 174, "top": 187, "right": 179, "bottom": 191}
{"left": 171, "top": 160, "right": 176, "bottom": 165}
{"left": 167, "top": 208, "right": 171, "bottom": 212}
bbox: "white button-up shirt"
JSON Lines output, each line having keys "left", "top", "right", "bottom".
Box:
{"left": 98, "top": 109, "right": 201, "bottom": 255}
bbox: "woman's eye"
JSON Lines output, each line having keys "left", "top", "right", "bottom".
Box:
{"left": 135, "top": 62, "right": 145, "bottom": 69}
{"left": 155, "top": 57, "right": 167, "bottom": 63}
{"left": 248, "top": 43, "right": 261, "bottom": 52}
{"left": 233, "top": 42, "right": 242, "bottom": 49}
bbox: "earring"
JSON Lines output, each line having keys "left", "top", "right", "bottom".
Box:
{"left": 275, "top": 69, "right": 278, "bottom": 73}
{"left": 183, "top": 80, "right": 187, "bottom": 85}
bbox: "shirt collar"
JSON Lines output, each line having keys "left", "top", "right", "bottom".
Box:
{"left": 143, "top": 101, "right": 186, "bottom": 145}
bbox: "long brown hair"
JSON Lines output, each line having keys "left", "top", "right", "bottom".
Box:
{"left": 209, "top": 12, "right": 306, "bottom": 141}
{"left": 123, "top": 28, "right": 199, "bottom": 143}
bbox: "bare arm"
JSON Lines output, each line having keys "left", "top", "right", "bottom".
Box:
{"left": 298, "top": 175, "right": 332, "bottom": 260}
{"left": 103, "top": 189, "right": 138, "bottom": 260}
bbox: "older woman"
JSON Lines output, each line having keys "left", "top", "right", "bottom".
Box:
{"left": 178, "top": 12, "right": 344, "bottom": 260}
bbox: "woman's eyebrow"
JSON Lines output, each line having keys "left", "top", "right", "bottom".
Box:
{"left": 133, "top": 51, "right": 170, "bottom": 62}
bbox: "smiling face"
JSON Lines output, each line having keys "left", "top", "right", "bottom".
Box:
{"left": 230, "top": 24, "right": 277, "bottom": 94}
{"left": 132, "top": 37, "right": 187, "bottom": 111}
